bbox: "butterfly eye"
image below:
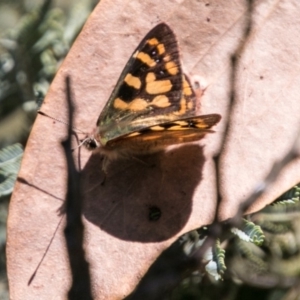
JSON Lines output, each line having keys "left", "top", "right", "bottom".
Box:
{"left": 83, "top": 137, "right": 99, "bottom": 150}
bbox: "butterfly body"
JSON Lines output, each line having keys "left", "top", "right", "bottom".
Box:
{"left": 84, "top": 23, "right": 221, "bottom": 169}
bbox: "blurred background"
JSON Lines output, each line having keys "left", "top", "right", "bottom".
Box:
{"left": 0, "top": 0, "right": 96, "bottom": 298}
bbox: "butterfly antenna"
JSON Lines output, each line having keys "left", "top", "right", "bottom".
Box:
{"left": 38, "top": 110, "right": 86, "bottom": 135}
{"left": 71, "top": 137, "right": 90, "bottom": 151}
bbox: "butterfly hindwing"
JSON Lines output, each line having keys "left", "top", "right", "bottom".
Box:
{"left": 106, "top": 114, "right": 222, "bottom": 153}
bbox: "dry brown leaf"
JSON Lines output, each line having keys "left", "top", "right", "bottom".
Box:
{"left": 219, "top": 0, "right": 300, "bottom": 219}
{"left": 7, "top": 0, "right": 300, "bottom": 299}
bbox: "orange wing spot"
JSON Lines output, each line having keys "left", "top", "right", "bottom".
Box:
{"left": 149, "top": 125, "right": 165, "bottom": 131}
{"left": 126, "top": 132, "right": 141, "bottom": 137}
{"left": 114, "top": 98, "right": 129, "bottom": 110}
{"left": 187, "top": 101, "right": 193, "bottom": 110}
{"left": 128, "top": 98, "right": 149, "bottom": 111}
{"left": 165, "top": 61, "right": 179, "bottom": 75}
{"left": 133, "top": 50, "right": 138, "bottom": 58}
{"left": 163, "top": 55, "right": 171, "bottom": 62}
{"left": 167, "top": 125, "right": 188, "bottom": 130}
{"left": 114, "top": 97, "right": 148, "bottom": 111}
{"left": 146, "top": 72, "right": 156, "bottom": 82}
{"left": 146, "top": 73, "right": 172, "bottom": 94}
{"left": 183, "top": 77, "right": 192, "bottom": 96}
{"left": 146, "top": 80, "right": 172, "bottom": 94}
{"left": 124, "top": 73, "right": 141, "bottom": 89}
{"left": 157, "top": 43, "right": 165, "bottom": 54}
{"left": 195, "top": 122, "right": 208, "bottom": 129}
{"left": 174, "top": 121, "right": 189, "bottom": 126}
{"left": 175, "top": 97, "right": 187, "bottom": 115}
{"left": 147, "top": 38, "right": 159, "bottom": 46}
{"left": 151, "top": 95, "right": 170, "bottom": 108}
{"left": 136, "top": 52, "right": 156, "bottom": 67}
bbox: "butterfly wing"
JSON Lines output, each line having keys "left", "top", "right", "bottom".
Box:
{"left": 97, "top": 23, "right": 194, "bottom": 145}
{"left": 105, "top": 114, "right": 221, "bottom": 153}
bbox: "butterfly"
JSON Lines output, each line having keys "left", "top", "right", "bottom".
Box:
{"left": 84, "top": 23, "right": 221, "bottom": 172}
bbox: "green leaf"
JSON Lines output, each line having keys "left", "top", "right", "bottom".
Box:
{"left": 231, "top": 219, "right": 265, "bottom": 246}
{"left": 204, "top": 239, "right": 226, "bottom": 281}
{"left": 0, "top": 143, "right": 23, "bottom": 197}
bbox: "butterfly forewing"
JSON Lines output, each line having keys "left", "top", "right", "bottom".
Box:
{"left": 97, "top": 23, "right": 188, "bottom": 145}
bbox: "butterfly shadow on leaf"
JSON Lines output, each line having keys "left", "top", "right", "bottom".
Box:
{"left": 81, "top": 143, "right": 205, "bottom": 242}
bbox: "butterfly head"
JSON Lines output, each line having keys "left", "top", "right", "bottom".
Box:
{"left": 83, "top": 136, "right": 100, "bottom": 150}
{"left": 82, "top": 127, "right": 102, "bottom": 150}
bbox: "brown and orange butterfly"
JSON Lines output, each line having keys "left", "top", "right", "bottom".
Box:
{"left": 84, "top": 23, "right": 221, "bottom": 171}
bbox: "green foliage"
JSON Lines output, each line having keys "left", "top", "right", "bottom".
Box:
{"left": 173, "top": 184, "right": 300, "bottom": 299}
{"left": 0, "top": 2, "right": 95, "bottom": 298}
{"left": 231, "top": 219, "right": 265, "bottom": 246}
{"left": 273, "top": 184, "right": 300, "bottom": 205}
{"left": 205, "top": 239, "right": 226, "bottom": 280}
{"left": 178, "top": 230, "right": 227, "bottom": 281}
{"left": 226, "top": 185, "right": 300, "bottom": 289}
{"left": 0, "top": 143, "right": 23, "bottom": 197}
{"left": 0, "top": 0, "right": 95, "bottom": 146}
{"left": 233, "top": 238, "right": 268, "bottom": 274}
